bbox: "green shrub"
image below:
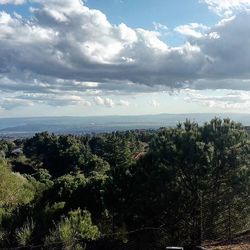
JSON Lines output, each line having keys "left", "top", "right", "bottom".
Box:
{"left": 45, "top": 209, "right": 100, "bottom": 249}
{"left": 15, "top": 219, "right": 35, "bottom": 247}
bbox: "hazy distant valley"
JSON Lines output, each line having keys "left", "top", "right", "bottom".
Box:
{"left": 1, "top": 113, "right": 250, "bottom": 138}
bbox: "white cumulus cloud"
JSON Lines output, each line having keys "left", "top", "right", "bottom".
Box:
{"left": 117, "top": 100, "right": 130, "bottom": 106}
{"left": 94, "top": 96, "right": 114, "bottom": 107}
{"left": 150, "top": 100, "right": 160, "bottom": 108}
{"left": 202, "top": 0, "right": 250, "bottom": 16}
{"left": 0, "top": 0, "right": 26, "bottom": 4}
{"left": 184, "top": 89, "right": 250, "bottom": 111}
{"left": 175, "top": 23, "right": 208, "bottom": 38}
{"left": 0, "top": 0, "right": 249, "bottom": 109}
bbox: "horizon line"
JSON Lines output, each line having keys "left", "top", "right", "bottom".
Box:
{"left": 0, "top": 112, "right": 250, "bottom": 120}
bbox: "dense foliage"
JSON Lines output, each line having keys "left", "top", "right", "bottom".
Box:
{"left": 0, "top": 118, "right": 249, "bottom": 249}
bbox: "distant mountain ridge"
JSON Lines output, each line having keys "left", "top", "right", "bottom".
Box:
{"left": 1, "top": 113, "right": 250, "bottom": 137}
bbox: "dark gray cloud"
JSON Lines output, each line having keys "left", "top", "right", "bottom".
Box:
{"left": 196, "top": 14, "right": 250, "bottom": 79}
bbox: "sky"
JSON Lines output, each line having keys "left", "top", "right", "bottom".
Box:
{"left": 0, "top": 0, "right": 250, "bottom": 117}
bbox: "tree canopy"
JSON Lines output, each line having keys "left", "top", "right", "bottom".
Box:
{"left": 0, "top": 118, "right": 249, "bottom": 249}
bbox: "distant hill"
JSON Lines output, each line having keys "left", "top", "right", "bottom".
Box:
{"left": 1, "top": 113, "right": 250, "bottom": 137}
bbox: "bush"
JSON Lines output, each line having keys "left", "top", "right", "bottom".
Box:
{"left": 15, "top": 219, "right": 35, "bottom": 247}
{"left": 45, "top": 209, "right": 100, "bottom": 249}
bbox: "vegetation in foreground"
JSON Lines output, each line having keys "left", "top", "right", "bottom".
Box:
{"left": 0, "top": 118, "right": 249, "bottom": 249}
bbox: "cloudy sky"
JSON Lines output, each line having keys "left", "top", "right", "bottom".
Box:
{"left": 0, "top": 0, "right": 250, "bottom": 117}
